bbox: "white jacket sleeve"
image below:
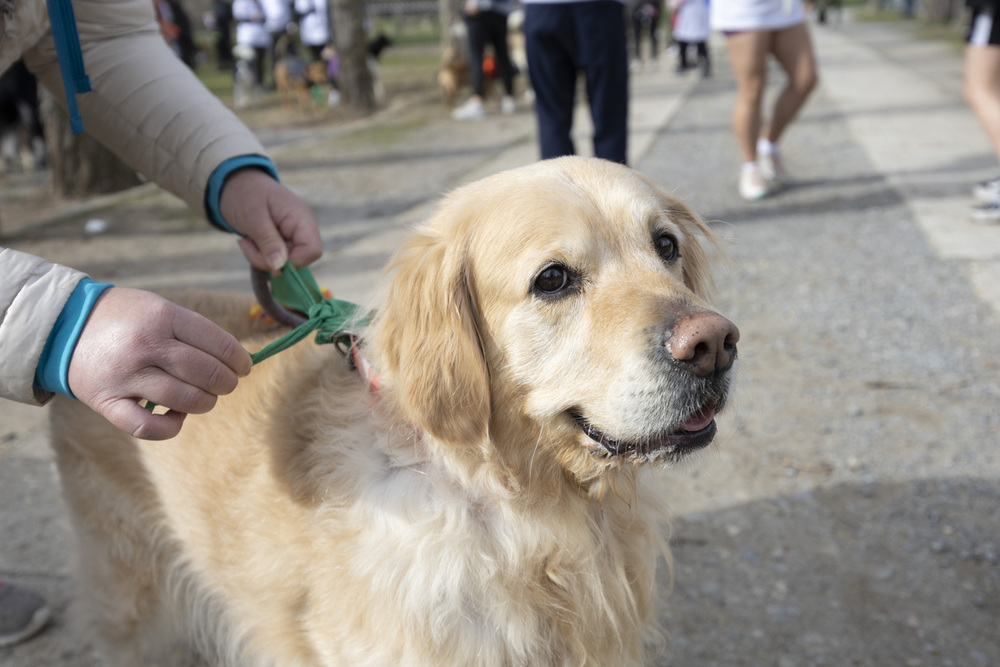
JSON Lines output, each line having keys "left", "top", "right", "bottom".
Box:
{"left": 21, "top": 0, "right": 270, "bottom": 221}
{"left": 0, "top": 247, "right": 86, "bottom": 405}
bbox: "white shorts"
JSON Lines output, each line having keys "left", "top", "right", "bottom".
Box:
{"left": 710, "top": 0, "right": 806, "bottom": 33}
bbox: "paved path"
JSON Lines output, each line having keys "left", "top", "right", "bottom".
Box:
{"left": 2, "top": 14, "right": 998, "bottom": 666}
{"left": 642, "top": 20, "right": 1000, "bottom": 665}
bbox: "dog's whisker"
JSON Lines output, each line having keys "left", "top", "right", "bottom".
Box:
{"left": 527, "top": 430, "right": 545, "bottom": 496}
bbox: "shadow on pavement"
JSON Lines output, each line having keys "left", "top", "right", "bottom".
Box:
{"left": 657, "top": 476, "right": 999, "bottom": 665}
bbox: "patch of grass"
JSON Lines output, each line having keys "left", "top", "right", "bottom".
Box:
{"left": 334, "top": 117, "right": 428, "bottom": 150}
{"left": 370, "top": 18, "right": 441, "bottom": 46}
{"left": 852, "top": 4, "right": 966, "bottom": 52}
{"left": 196, "top": 65, "right": 236, "bottom": 105}
{"left": 914, "top": 21, "right": 966, "bottom": 50}
{"left": 853, "top": 6, "right": 909, "bottom": 22}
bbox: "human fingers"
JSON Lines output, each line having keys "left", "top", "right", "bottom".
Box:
{"left": 141, "top": 343, "right": 242, "bottom": 406}
{"left": 221, "top": 169, "right": 322, "bottom": 274}
{"left": 128, "top": 366, "right": 221, "bottom": 416}
{"left": 66, "top": 288, "right": 246, "bottom": 439}
{"left": 277, "top": 203, "right": 323, "bottom": 268}
{"left": 100, "top": 397, "right": 188, "bottom": 441}
{"left": 170, "top": 306, "right": 252, "bottom": 379}
{"left": 234, "top": 191, "right": 322, "bottom": 273}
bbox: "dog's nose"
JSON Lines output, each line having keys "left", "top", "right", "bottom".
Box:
{"left": 665, "top": 311, "right": 740, "bottom": 376}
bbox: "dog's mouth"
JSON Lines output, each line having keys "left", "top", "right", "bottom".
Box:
{"left": 573, "top": 403, "right": 718, "bottom": 463}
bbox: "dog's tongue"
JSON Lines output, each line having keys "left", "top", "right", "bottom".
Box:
{"left": 679, "top": 406, "right": 715, "bottom": 433}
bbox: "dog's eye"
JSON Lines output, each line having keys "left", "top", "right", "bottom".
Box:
{"left": 533, "top": 265, "right": 572, "bottom": 296}
{"left": 655, "top": 233, "right": 680, "bottom": 263}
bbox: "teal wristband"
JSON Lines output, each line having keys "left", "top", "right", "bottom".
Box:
{"left": 205, "top": 155, "right": 280, "bottom": 234}
{"left": 34, "top": 278, "right": 114, "bottom": 398}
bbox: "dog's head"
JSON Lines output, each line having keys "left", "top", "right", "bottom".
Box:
{"left": 372, "top": 157, "right": 738, "bottom": 487}
{"left": 367, "top": 33, "right": 393, "bottom": 60}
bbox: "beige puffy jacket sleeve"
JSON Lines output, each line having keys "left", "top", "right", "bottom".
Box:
{"left": 2, "top": 0, "right": 274, "bottom": 406}
{"left": 21, "top": 0, "right": 269, "bottom": 219}
{"left": 0, "top": 247, "right": 86, "bottom": 404}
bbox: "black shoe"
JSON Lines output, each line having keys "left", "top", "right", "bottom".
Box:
{"left": 0, "top": 581, "right": 51, "bottom": 648}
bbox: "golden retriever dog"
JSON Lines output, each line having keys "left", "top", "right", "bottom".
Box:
{"left": 49, "top": 157, "right": 739, "bottom": 666}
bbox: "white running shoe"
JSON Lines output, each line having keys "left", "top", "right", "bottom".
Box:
{"left": 972, "top": 176, "right": 1000, "bottom": 204}
{"left": 739, "top": 164, "right": 771, "bottom": 201}
{"left": 452, "top": 98, "right": 486, "bottom": 121}
{"left": 500, "top": 95, "right": 516, "bottom": 115}
{"left": 970, "top": 199, "right": 1000, "bottom": 225}
{"left": 758, "top": 151, "right": 790, "bottom": 188}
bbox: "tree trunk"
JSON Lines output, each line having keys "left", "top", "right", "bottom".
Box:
{"left": 38, "top": 88, "right": 142, "bottom": 199}
{"left": 439, "top": 0, "right": 465, "bottom": 52}
{"left": 330, "top": 0, "right": 376, "bottom": 113}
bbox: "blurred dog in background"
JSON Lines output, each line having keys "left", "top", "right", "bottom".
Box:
{"left": 275, "top": 55, "right": 330, "bottom": 113}
{"left": 0, "top": 60, "right": 47, "bottom": 173}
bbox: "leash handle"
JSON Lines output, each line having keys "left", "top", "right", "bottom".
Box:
{"left": 251, "top": 267, "right": 308, "bottom": 327}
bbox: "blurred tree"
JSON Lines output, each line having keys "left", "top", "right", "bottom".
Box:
{"left": 38, "top": 88, "right": 142, "bottom": 199}
{"left": 331, "top": 0, "right": 376, "bottom": 112}
{"left": 440, "top": 0, "right": 464, "bottom": 51}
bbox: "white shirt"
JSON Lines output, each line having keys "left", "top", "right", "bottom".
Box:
{"left": 233, "top": 0, "right": 270, "bottom": 47}
{"left": 671, "top": 0, "right": 710, "bottom": 42}
{"left": 295, "top": 0, "right": 330, "bottom": 47}
{"left": 259, "top": 0, "right": 293, "bottom": 33}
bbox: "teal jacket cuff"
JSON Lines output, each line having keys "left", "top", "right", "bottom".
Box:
{"left": 34, "top": 278, "right": 114, "bottom": 399}
{"left": 205, "top": 156, "right": 280, "bottom": 234}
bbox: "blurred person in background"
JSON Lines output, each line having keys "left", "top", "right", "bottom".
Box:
{"left": 629, "top": 0, "right": 661, "bottom": 72}
{"left": 206, "top": 0, "right": 236, "bottom": 71}
{"left": 295, "top": 0, "right": 331, "bottom": 61}
{"left": 451, "top": 0, "right": 517, "bottom": 121}
{"left": 669, "top": 0, "right": 710, "bottom": 77}
{"left": 964, "top": 0, "right": 1000, "bottom": 224}
{"left": 233, "top": 0, "right": 271, "bottom": 88}
{"left": 710, "top": 0, "right": 818, "bottom": 201}
{"left": 261, "top": 0, "right": 295, "bottom": 86}
{"left": 522, "top": 0, "right": 630, "bottom": 164}
{"left": 153, "top": 0, "right": 198, "bottom": 68}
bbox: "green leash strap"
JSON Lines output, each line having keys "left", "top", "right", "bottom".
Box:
{"left": 249, "top": 265, "right": 368, "bottom": 364}
{"left": 253, "top": 263, "right": 370, "bottom": 363}
{"left": 144, "top": 264, "right": 368, "bottom": 412}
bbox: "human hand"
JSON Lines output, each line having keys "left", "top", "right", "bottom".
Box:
{"left": 220, "top": 168, "right": 323, "bottom": 275}
{"left": 67, "top": 288, "right": 252, "bottom": 440}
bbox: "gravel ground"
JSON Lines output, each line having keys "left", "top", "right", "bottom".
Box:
{"left": 1, "top": 15, "right": 998, "bottom": 667}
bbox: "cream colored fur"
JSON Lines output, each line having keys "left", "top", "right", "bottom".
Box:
{"left": 49, "top": 157, "right": 734, "bottom": 666}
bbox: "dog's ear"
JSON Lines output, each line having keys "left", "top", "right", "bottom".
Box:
{"left": 372, "top": 225, "right": 490, "bottom": 447}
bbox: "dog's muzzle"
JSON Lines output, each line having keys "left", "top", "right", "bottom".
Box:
{"left": 576, "top": 307, "right": 739, "bottom": 463}
{"left": 575, "top": 401, "right": 720, "bottom": 463}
